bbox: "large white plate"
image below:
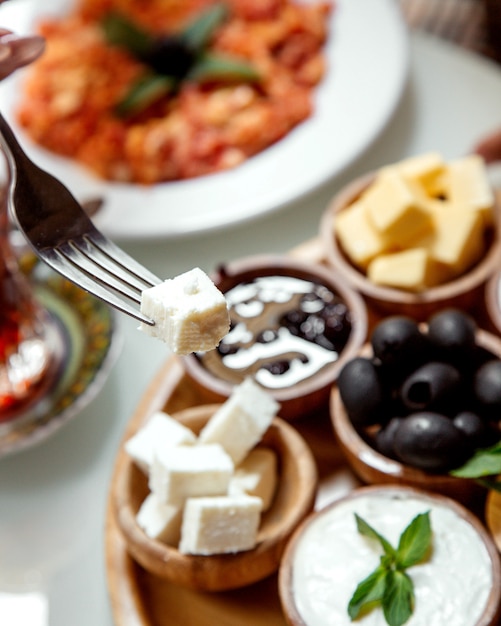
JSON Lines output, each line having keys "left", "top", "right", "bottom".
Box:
{"left": 0, "top": 0, "right": 409, "bottom": 239}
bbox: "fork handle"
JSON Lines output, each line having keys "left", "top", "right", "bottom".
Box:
{"left": 0, "top": 111, "right": 28, "bottom": 172}
{"left": 0, "top": 110, "right": 94, "bottom": 248}
{"left": 0, "top": 113, "right": 26, "bottom": 168}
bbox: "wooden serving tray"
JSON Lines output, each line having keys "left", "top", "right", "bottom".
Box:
{"left": 104, "top": 237, "right": 501, "bottom": 625}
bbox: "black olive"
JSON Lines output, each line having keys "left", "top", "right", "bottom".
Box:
{"left": 453, "top": 411, "right": 488, "bottom": 447}
{"left": 473, "top": 359, "right": 501, "bottom": 416}
{"left": 393, "top": 412, "right": 470, "bottom": 472}
{"left": 371, "top": 316, "right": 428, "bottom": 369}
{"left": 400, "top": 361, "right": 462, "bottom": 413}
{"left": 375, "top": 417, "right": 403, "bottom": 459}
{"left": 338, "top": 357, "right": 385, "bottom": 427}
{"left": 426, "top": 308, "right": 477, "bottom": 363}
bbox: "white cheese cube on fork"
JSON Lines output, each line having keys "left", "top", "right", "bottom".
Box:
{"left": 149, "top": 443, "right": 234, "bottom": 507}
{"left": 179, "top": 495, "right": 262, "bottom": 555}
{"left": 136, "top": 493, "right": 183, "bottom": 546}
{"left": 124, "top": 411, "right": 197, "bottom": 474}
{"left": 139, "top": 267, "right": 230, "bottom": 355}
{"left": 229, "top": 447, "right": 278, "bottom": 511}
{"left": 198, "top": 377, "right": 279, "bottom": 465}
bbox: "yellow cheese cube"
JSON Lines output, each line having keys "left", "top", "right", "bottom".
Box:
{"left": 363, "top": 170, "right": 433, "bottom": 247}
{"left": 397, "top": 151, "right": 446, "bottom": 185}
{"left": 367, "top": 248, "right": 447, "bottom": 291}
{"left": 420, "top": 203, "right": 485, "bottom": 277}
{"left": 380, "top": 153, "right": 447, "bottom": 197}
{"left": 421, "top": 169, "right": 450, "bottom": 199}
{"left": 334, "top": 199, "right": 390, "bottom": 269}
{"left": 447, "top": 155, "right": 494, "bottom": 224}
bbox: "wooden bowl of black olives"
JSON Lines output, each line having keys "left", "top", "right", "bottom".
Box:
{"left": 320, "top": 163, "right": 501, "bottom": 321}
{"left": 181, "top": 254, "right": 368, "bottom": 421}
{"left": 330, "top": 308, "right": 501, "bottom": 506}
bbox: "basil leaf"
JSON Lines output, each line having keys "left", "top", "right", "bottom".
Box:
{"left": 396, "top": 511, "right": 432, "bottom": 569}
{"left": 348, "top": 565, "right": 387, "bottom": 620}
{"left": 451, "top": 440, "right": 501, "bottom": 478}
{"left": 116, "top": 74, "right": 175, "bottom": 117}
{"left": 355, "top": 514, "right": 396, "bottom": 559}
{"left": 477, "top": 478, "right": 501, "bottom": 493}
{"left": 181, "top": 3, "right": 228, "bottom": 52}
{"left": 102, "top": 12, "right": 154, "bottom": 58}
{"left": 382, "top": 570, "right": 414, "bottom": 626}
{"left": 188, "top": 52, "right": 260, "bottom": 84}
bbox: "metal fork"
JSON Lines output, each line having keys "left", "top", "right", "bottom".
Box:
{"left": 0, "top": 111, "right": 161, "bottom": 325}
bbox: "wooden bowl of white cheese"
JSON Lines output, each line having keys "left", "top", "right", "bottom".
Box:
{"left": 112, "top": 402, "right": 318, "bottom": 591}
{"left": 279, "top": 485, "right": 501, "bottom": 626}
{"left": 321, "top": 154, "right": 501, "bottom": 320}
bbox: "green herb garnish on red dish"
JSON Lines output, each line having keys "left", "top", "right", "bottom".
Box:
{"left": 101, "top": 4, "right": 260, "bottom": 117}
{"left": 348, "top": 511, "right": 432, "bottom": 626}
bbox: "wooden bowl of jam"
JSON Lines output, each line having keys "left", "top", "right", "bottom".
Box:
{"left": 181, "top": 255, "right": 368, "bottom": 420}
{"left": 330, "top": 310, "right": 501, "bottom": 507}
{"left": 320, "top": 156, "right": 501, "bottom": 321}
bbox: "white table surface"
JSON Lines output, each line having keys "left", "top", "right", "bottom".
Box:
{"left": 2, "top": 30, "right": 501, "bottom": 626}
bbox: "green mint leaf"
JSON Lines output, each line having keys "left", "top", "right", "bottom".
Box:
{"left": 116, "top": 74, "right": 175, "bottom": 117}
{"left": 348, "top": 565, "right": 387, "bottom": 620}
{"left": 355, "top": 514, "right": 396, "bottom": 559}
{"left": 181, "top": 3, "right": 228, "bottom": 52}
{"left": 188, "top": 52, "right": 260, "bottom": 84}
{"left": 450, "top": 440, "right": 501, "bottom": 478}
{"left": 382, "top": 570, "right": 414, "bottom": 626}
{"left": 102, "top": 12, "right": 154, "bottom": 58}
{"left": 349, "top": 511, "right": 432, "bottom": 625}
{"left": 396, "top": 511, "right": 432, "bottom": 569}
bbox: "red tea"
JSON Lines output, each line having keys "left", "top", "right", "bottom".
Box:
{"left": 0, "top": 190, "right": 55, "bottom": 420}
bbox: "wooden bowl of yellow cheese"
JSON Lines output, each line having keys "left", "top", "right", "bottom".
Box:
{"left": 320, "top": 153, "right": 501, "bottom": 320}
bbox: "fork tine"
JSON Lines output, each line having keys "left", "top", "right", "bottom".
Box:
{"left": 87, "top": 229, "right": 162, "bottom": 288}
{"left": 42, "top": 248, "right": 155, "bottom": 325}
{"left": 57, "top": 240, "right": 145, "bottom": 303}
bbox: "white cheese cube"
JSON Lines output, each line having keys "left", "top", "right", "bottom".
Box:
{"left": 198, "top": 377, "right": 279, "bottom": 465}
{"left": 124, "top": 411, "right": 197, "bottom": 474}
{"left": 136, "top": 493, "right": 183, "bottom": 545}
{"left": 149, "top": 443, "right": 233, "bottom": 507}
{"left": 139, "top": 267, "right": 230, "bottom": 355}
{"left": 229, "top": 447, "right": 277, "bottom": 511}
{"left": 179, "top": 495, "right": 262, "bottom": 555}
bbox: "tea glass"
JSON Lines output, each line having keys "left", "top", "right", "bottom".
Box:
{"left": 0, "top": 167, "right": 63, "bottom": 424}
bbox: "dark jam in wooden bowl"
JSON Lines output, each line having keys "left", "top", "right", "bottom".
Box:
{"left": 182, "top": 255, "right": 368, "bottom": 421}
